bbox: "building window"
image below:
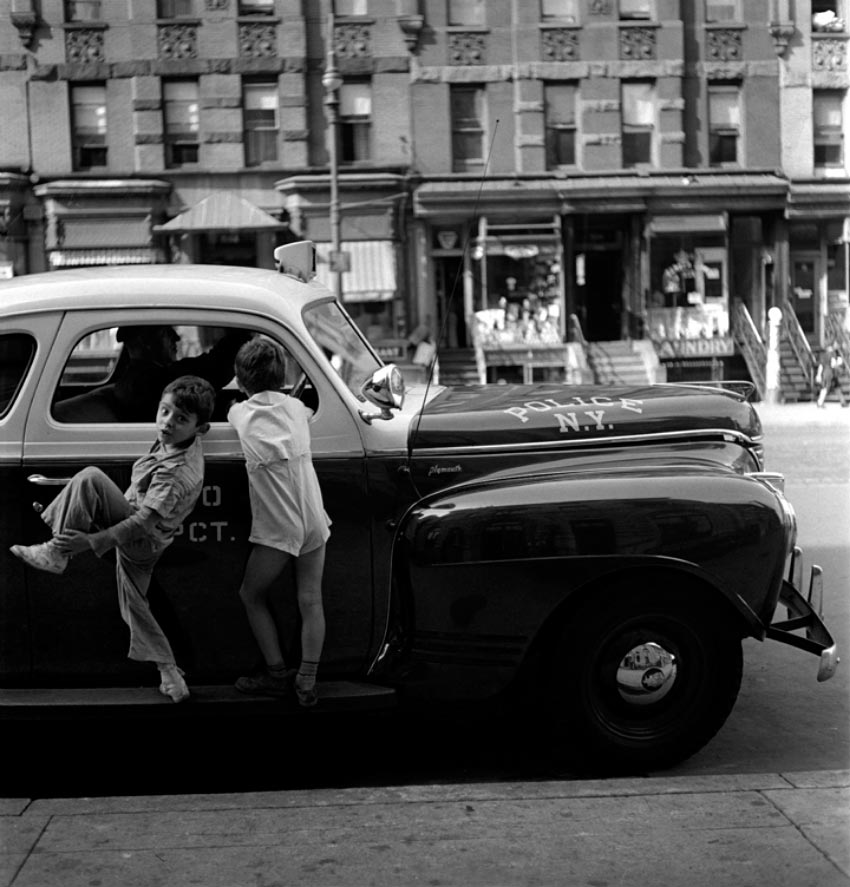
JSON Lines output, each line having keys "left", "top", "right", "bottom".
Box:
{"left": 163, "top": 80, "right": 199, "bottom": 168}
{"left": 238, "top": 0, "right": 274, "bottom": 13}
{"left": 545, "top": 82, "right": 577, "bottom": 168}
{"left": 336, "top": 0, "right": 367, "bottom": 14}
{"left": 70, "top": 84, "right": 107, "bottom": 171}
{"left": 705, "top": 0, "right": 738, "bottom": 21}
{"left": 450, "top": 85, "right": 485, "bottom": 171}
{"left": 812, "top": 1, "right": 846, "bottom": 32}
{"left": 619, "top": 0, "right": 652, "bottom": 20}
{"left": 814, "top": 90, "right": 845, "bottom": 168}
{"left": 449, "top": 0, "right": 485, "bottom": 26}
{"left": 339, "top": 82, "right": 372, "bottom": 163}
{"left": 708, "top": 83, "right": 741, "bottom": 166}
{"left": 541, "top": 0, "right": 579, "bottom": 21}
{"left": 243, "top": 82, "right": 278, "bottom": 166}
{"left": 157, "top": 0, "right": 193, "bottom": 17}
{"left": 621, "top": 81, "right": 654, "bottom": 167}
{"left": 65, "top": 0, "right": 101, "bottom": 21}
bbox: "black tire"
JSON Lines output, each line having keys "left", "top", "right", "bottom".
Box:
{"left": 548, "top": 586, "right": 743, "bottom": 771}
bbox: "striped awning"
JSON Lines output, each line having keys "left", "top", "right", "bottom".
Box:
{"left": 49, "top": 248, "right": 159, "bottom": 267}
{"left": 313, "top": 240, "right": 396, "bottom": 302}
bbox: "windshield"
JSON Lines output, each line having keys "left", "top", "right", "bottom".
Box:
{"left": 303, "top": 299, "right": 382, "bottom": 399}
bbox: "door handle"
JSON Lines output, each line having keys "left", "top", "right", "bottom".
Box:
{"left": 28, "top": 474, "right": 72, "bottom": 486}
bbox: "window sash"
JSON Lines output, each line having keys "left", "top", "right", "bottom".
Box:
{"left": 65, "top": 0, "right": 101, "bottom": 21}
{"left": 709, "top": 131, "right": 738, "bottom": 165}
{"left": 449, "top": 0, "right": 485, "bottom": 26}
{"left": 341, "top": 120, "right": 371, "bottom": 162}
{"left": 622, "top": 82, "right": 655, "bottom": 126}
{"left": 541, "top": 0, "right": 579, "bottom": 21}
{"left": 705, "top": 0, "right": 738, "bottom": 21}
{"left": 450, "top": 86, "right": 485, "bottom": 166}
{"left": 622, "top": 130, "right": 652, "bottom": 166}
{"left": 164, "top": 81, "right": 200, "bottom": 135}
{"left": 546, "top": 127, "right": 576, "bottom": 167}
{"left": 619, "top": 0, "right": 651, "bottom": 19}
{"left": 340, "top": 83, "right": 372, "bottom": 117}
{"left": 336, "top": 0, "right": 367, "bottom": 14}
{"left": 245, "top": 129, "right": 278, "bottom": 165}
{"left": 238, "top": 0, "right": 274, "bottom": 13}
{"left": 709, "top": 88, "right": 740, "bottom": 127}
{"left": 157, "top": 0, "right": 193, "bottom": 17}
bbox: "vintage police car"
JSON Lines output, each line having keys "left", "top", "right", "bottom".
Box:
{"left": 0, "top": 244, "right": 838, "bottom": 770}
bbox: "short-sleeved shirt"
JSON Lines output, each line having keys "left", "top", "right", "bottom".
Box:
{"left": 125, "top": 437, "right": 205, "bottom": 549}
{"left": 228, "top": 391, "right": 331, "bottom": 555}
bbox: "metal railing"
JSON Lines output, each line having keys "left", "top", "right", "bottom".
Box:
{"left": 780, "top": 297, "right": 817, "bottom": 397}
{"left": 731, "top": 300, "right": 766, "bottom": 399}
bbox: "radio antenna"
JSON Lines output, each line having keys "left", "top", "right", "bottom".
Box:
{"left": 407, "top": 120, "right": 500, "bottom": 465}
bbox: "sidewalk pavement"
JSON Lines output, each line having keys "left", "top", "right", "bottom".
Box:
{"left": 2, "top": 770, "right": 848, "bottom": 887}
{"left": 755, "top": 400, "right": 850, "bottom": 427}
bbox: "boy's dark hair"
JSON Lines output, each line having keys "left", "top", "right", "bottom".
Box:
{"left": 162, "top": 375, "right": 216, "bottom": 424}
{"left": 234, "top": 337, "right": 286, "bottom": 395}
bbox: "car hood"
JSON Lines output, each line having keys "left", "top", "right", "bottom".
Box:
{"left": 407, "top": 383, "right": 761, "bottom": 450}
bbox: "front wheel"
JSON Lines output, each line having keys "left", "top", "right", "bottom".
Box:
{"left": 547, "top": 588, "right": 743, "bottom": 771}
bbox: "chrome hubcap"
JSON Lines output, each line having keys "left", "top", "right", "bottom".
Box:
{"left": 616, "top": 642, "right": 678, "bottom": 706}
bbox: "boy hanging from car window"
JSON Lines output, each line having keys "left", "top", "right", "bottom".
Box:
{"left": 227, "top": 337, "right": 330, "bottom": 707}
{"left": 10, "top": 375, "right": 216, "bottom": 704}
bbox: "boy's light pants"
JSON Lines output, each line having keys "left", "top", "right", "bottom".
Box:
{"left": 41, "top": 466, "right": 177, "bottom": 664}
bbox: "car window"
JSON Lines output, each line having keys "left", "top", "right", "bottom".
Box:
{"left": 52, "top": 324, "right": 313, "bottom": 423}
{"left": 0, "top": 332, "right": 37, "bottom": 417}
{"left": 302, "top": 300, "right": 381, "bottom": 399}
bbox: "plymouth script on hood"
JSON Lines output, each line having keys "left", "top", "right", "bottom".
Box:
{"left": 504, "top": 395, "right": 645, "bottom": 433}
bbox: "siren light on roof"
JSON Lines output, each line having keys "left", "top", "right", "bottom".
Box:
{"left": 274, "top": 241, "right": 317, "bottom": 282}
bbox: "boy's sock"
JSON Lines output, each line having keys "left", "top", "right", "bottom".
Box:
{"left": 10, "top": 541, "right": 69, "bottom": 575}
{"left": 268, "top": 661, "right": 289, "bottom": 677}
{"left": 157, "top": 663, "right": 190, "bottom": 703}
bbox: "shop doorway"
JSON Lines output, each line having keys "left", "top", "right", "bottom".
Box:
{"left": 790, "top": 253, "right": 819, "bottom": 339}
{"left": 435, "top": 255, "right": 467, "bottom": 348}
{"left": 578, "top": 248, "right": 623, "bottom": 341}
{"left": 200, "top": 232, "right": 258, "bottom": 267}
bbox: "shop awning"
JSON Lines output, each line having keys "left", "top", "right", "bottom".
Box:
{"left": 649, "top": 213, "right": 727, "bottom": 233}
{"left": 49, "top": 248, "right": 159, "bottom": 267}
{"left": 154, "top": 191, "right": 287, "bottom": 233}
{"left": 313, "top": 240, "right": 396, "bottom": 302}
{"left": 59, "top": 217, "right": 153, "bottom": 248}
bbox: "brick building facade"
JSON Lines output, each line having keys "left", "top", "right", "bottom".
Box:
{"left": 0, "top": 0, "right": 848, "bottom": 385}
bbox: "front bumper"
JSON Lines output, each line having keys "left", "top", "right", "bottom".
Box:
{"left": 766, "top": 548, "right": 839, "bottom": 682}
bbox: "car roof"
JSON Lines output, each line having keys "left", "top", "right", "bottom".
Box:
{"left": 0, "top": 264, "right": 332, "bottom": 322}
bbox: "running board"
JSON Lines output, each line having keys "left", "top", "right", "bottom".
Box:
{"left": 0, "top": 681, "right": 396, "bottom": 712}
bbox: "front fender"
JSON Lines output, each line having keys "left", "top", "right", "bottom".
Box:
{"left": 383, "top": 468, "right": 790, "bottom": 698}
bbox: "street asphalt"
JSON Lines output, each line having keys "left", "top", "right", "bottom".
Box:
{"left": 2, "top": 770, "right": 848, "bottom": 886}
{"left": 2, "top": 400, "right": 848, "bottom": 887}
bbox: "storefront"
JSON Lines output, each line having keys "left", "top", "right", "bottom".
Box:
{"left": 35, "top": 180, "right": 171, "bottom": 271}
{"left": 786, "top": 183, "right": 850, "bottom": 347}
{"left": 645, "top": 212, "right": 734, "bottom": 378}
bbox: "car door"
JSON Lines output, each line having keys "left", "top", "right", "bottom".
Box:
{"left": 1, "top": 318, "right": 59, "bottom": 687}
{"left": 21, "top": 308, "right": 373, "bottom": 686}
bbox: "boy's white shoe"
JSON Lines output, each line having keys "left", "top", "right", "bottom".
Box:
{"left": 10, "top": 542, "right": 69, "bottom": 575}
{"left": 158, "top": 666, "right": 190, "bottom": 703}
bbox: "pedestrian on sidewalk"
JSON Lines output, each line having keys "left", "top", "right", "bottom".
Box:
{"left": 10, "top": 375, "right": 215, "bottom": 703}
{"left": 228, "top": 337, "right": 330, "bottom": 707}
{"left": 815, "top": 341, "right": 848, "bottom": 408}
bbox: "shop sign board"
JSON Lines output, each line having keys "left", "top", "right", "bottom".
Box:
{"left": 656, "top": 337, "right": 735, "bottom": 359}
